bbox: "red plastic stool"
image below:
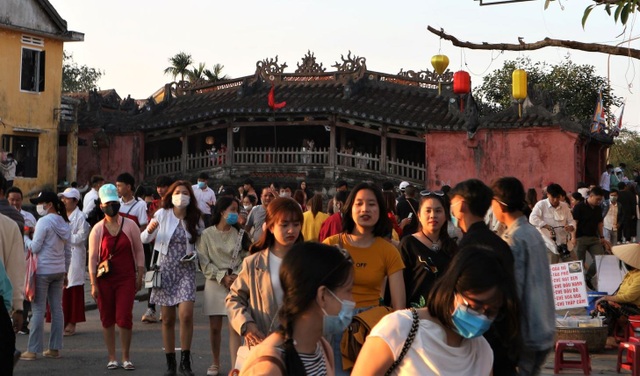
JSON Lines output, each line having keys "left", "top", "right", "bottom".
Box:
{"left": 554, "top": 340, "right": 591, "bottom": 375}
{"left": 618, "top": 340, "right": 640, "bottom": 375}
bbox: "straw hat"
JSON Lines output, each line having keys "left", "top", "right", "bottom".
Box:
{"left": 611, "top": 243, "right": 640, "bottom": 269}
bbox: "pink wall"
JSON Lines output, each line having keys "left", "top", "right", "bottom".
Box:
{"left": 58, "top": 130, "right": 145, "bottom": 186}
{"left": 426, "top": 127, "right": 583, "bottom": 194}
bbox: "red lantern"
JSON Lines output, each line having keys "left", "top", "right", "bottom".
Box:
{"left": 453, "top": 70, "right": 471, "bottom": 95}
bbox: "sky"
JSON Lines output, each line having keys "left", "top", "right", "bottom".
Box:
{"left": 50, "top": 0, "right": 639, "bottom": 130}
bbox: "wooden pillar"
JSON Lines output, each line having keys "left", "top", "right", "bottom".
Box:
{"left": 181, "top": 127, "right": 188, "bottom": 175}
{"left": 380, "top": 125, "right": 387, "bottom": 175}
{"left": 329, "top": 123, "right": 336, "bottom": 168}
{"left": 65, "top": 106, "right": 78, "bottom": 184}
{"left": 423, "top": 132, "right": 428, "bottom": 187}
{"left": 227, "top": 124, "right": 234, "bottom": 166}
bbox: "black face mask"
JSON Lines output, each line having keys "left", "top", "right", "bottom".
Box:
{"left": 102, "top": 203, "right": 121, "bottom": 217}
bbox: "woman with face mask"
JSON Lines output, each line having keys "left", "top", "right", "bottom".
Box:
{"left": 20, "top": 191, "right": 70, "bottom": 361}
{"left": 226, "top": 198, "right": 304, "bottom": 371}
{"left": 353, "top": 246, "right": 521, "bottom": 375}
{"left": 196, "top": 196, "right": 251, "bottom": 376}
{"left": 141, "top": 180, "right": 203, "bottom": 376}
{"left": 87, "top": 184, "right": 145, "bottom": 370}
{"left": 240, "top": 242, "right": 354, "bottom": 375}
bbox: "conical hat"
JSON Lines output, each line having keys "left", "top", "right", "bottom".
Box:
{"left": 612, "top": 243, "right": 640, "bottom": 269}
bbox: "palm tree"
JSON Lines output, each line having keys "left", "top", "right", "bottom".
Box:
{"left": 164, "top": 52, "right": 193, "bottom": 82}
{"left": 187, "top": 62, "right": 206, "bottom": 82}
{"left": 204, "top": 63, "right": 229, "bottom": 82}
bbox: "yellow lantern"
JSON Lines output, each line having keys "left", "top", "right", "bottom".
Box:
{"left": 512, "top": 69, "right": 527, "bottom": 118}
{"left": 431, "top": 55, "right": 450, "bottom": 75}
{"left": 512, "top": 69, "right": 527, "bottom": 100}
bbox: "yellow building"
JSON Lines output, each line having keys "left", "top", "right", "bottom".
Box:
{"left": 0, "top": 0, "right": 83, "bottom": 192}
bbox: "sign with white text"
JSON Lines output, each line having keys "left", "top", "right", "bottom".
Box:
{"left": 550, "top": 261, "right": 589, "bottom": 310}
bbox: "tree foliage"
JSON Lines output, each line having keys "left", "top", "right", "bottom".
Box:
{"left": 62, "top": 51, "right": 104, "bottom": 93}
{"left": 579, "top": 0, "right": 639, "bottom": 27}
{"left": 474, "top": 56, "right": 622, "bottom": 124}
{"left": 610, "top": 129, "right": 640, "bottom": 173}
{"left": 165, "top": 53, "right": 229, "bottom": 83}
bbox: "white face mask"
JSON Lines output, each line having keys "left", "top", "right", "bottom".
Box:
{"left": 243, "top": 204, "right": 252, "bottom": 211}
{"left": 36, "top": 204, "right": 48, "bottom": 216}
{"left": 172, "top": 194, "right": 190, "bottom": 208}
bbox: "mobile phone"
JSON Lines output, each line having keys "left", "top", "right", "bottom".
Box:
{"left": 408, "top": 213, "right": 413, "bottom": 219}
{"left": 180, "top": 253, "right": 196, "bottom": 263}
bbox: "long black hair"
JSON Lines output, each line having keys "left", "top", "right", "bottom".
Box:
{"left": 341, "top": 182, "right": 391, "bottom": 237}
{"left": 278, "top": 242, "right": 353, "bottom": 375}
{"left": 161, "top": 180, "right": 201, "bottom": 244}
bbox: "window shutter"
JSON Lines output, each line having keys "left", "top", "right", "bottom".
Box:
{"left": 38, "top": 50, "right": 46, "bottom": 92}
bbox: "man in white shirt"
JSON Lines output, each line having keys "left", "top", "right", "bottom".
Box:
{"left": 529, "top": 183, "right": 576, "bottom": 264}
{"left": 192, "top": 172, "right": 216, "bottom": 227}
{"left": 116, "top": 172, "right": 148, "bottom": 231}
{"left": 82, "top": 175, "right": 104, "bottom": 217}
{"left": 600, "top": 164, "right": 613, "bottom": 194}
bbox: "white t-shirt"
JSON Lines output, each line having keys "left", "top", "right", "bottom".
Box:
{"left": 192, "top": 185, "right": 216, "bottom": 215}
{"left": 119, "top": 197, "right": 148, "bottom": 227}
{"left": 83, "top": 188, "right": 99, "bottom": 216}
{"left": 268, "top": 251, "right": 283, "bottom": 307}
{"left": 369, "top": 310, "right": 493, "bottom": 376}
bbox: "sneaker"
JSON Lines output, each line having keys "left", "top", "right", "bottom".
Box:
{"left": 141, "top": 308, "right": 158, "bottom": 323}
{"left": 207, "top": 364, "right": 219, "bottom": 376}
{"left": 43, "top": 349, "right": 60, "bottom": 358}
{"left": 18, "top": 328, "right": 30, "bottom": 335}
{"left": 20, "top": 351, "right": 36, "bottom": 361}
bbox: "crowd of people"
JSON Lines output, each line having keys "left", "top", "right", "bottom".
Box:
{"left": 3, "top": 166, "right": 640, "bottom": 375}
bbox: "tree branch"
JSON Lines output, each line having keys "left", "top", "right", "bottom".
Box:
{"left": 427, "top": 25, "right": 640, "bottom": 60}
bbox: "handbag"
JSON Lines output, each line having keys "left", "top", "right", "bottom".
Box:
{"left": 385, "top": 308, "right": 419, "bottom": 375}
{"left": 24, "top": 249, "right": 37, "bottom": 302}
{"left": 144, "top": 249, "right": 162, "bottom": 289}
{"left": 97, "top": 218, "right": 124, "bottom": 279}
{"left": 340, "top": 305, "right": 393, "bottom": 370}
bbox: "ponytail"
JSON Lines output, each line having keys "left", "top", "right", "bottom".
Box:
{"left": 281, "top": 317, "right": 306, "bottom": 375}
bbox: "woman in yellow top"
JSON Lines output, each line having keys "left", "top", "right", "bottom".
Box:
{"left": 595, "top": 243, "right": 640, "bottom": 336}
{"left": 323, "top": 182, "right": 405, "bottom": 375}
{"left": 302, "top": 194, "right": 330, "bottom": 242}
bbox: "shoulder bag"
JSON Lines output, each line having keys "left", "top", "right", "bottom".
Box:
{"left": 340, "top": 305, "right": 393, "bottom": 370}
{"left": 144, "top": 248, "right": 162, "bottom": 289}
{"left": 96, "top": 218, "right": 124, "bottom": 278}
{"left": 385, "top": 308, "right": 420, "bottom": 375}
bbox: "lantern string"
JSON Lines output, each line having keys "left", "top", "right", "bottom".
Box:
{"left": 462, "top": 49, "right": 504, "bottom": 76}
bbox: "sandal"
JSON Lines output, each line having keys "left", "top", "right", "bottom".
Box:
{"left": 122, "top": 360, "right": 135, "bottom": 370}
{"left": 107, "top": 361, "right": 120, "bottom": 370}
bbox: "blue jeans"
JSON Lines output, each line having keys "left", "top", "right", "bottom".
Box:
{"left": 27, "top": 273, "right": 64, "bottom": 353}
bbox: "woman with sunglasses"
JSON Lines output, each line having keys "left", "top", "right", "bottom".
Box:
{"left": 352, "top": 245, "right": 520, "bottom": 375}
{"left": 240, "top": 242, "right": 353, "bottom": 375}
{"left": 400, "top": 190, "right": 457, "bottom": 308}
{"left": 491, "top": 177, "right": 555, "bottom": 375}
{"left": 226, "top": 198, "right": 304, "bottom": 366}
{"left": 323, "top": 182, "right": 405, "bottom": 374}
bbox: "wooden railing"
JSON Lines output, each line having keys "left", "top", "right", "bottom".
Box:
{"left": 144, "top": 147, "right": 424, "bottom": 183}
{"left": 234, "top": 147, "right": 329, "bottom": 165}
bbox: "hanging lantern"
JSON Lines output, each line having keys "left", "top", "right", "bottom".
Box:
{"left": 431, "top": 55, "right": 449, "bottom": 95}
{"left": 512, "top": 69, "right": 527, "bottom": 118}
{"left": 453, "top": 71, "right": 471, "bottom": 94}
{"left": 205, "top": 136, "right": 215, "bottom": 145}
{"left": 453, "top": 71, "right": 471, "bottom": 111}
{"left": 431, "top": 55, "right": 449, "bottom": 75}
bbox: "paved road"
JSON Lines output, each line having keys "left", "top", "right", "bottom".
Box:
{"left": 14, "top": 288, "right": 233, "bottom": 376}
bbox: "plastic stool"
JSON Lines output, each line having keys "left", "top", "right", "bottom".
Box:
{"left": 554, "top": 340, "right": 591, "bottom": 375}
{"left": 618, "top": 341, "right": 640, "bottom": 375}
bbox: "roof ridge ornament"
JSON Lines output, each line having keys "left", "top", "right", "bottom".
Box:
{"left": 256, "top": 56, "right": 288, "bottom": 83}
{"left": 295, "top": 51, "right": 326, "bottom": 74}
{"left": 397, "top": 68, "right": 453, "bottom": 84}
{"left": 332, "top": 51, "right": 367, "bottom": 83}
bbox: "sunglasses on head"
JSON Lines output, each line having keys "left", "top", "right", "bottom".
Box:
{"left": 420, "top": 190, "right": 445, "bottom": 197}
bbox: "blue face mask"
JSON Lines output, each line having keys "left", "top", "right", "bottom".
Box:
{"left": 322, "top": 289, "right": 356, "bottom": 336}
{"left": 197, "top": 181, "right": 206, "bottom": 189}
{"left": 452, "top": 303, "right": 493, "bottom": 339}
{"left": 226, "top": 212, "right": 238, "bottom": 225}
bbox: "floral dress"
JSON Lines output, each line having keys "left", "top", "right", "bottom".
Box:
{"left": 150, "top": 225, "right": 196, "bottom": 306}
